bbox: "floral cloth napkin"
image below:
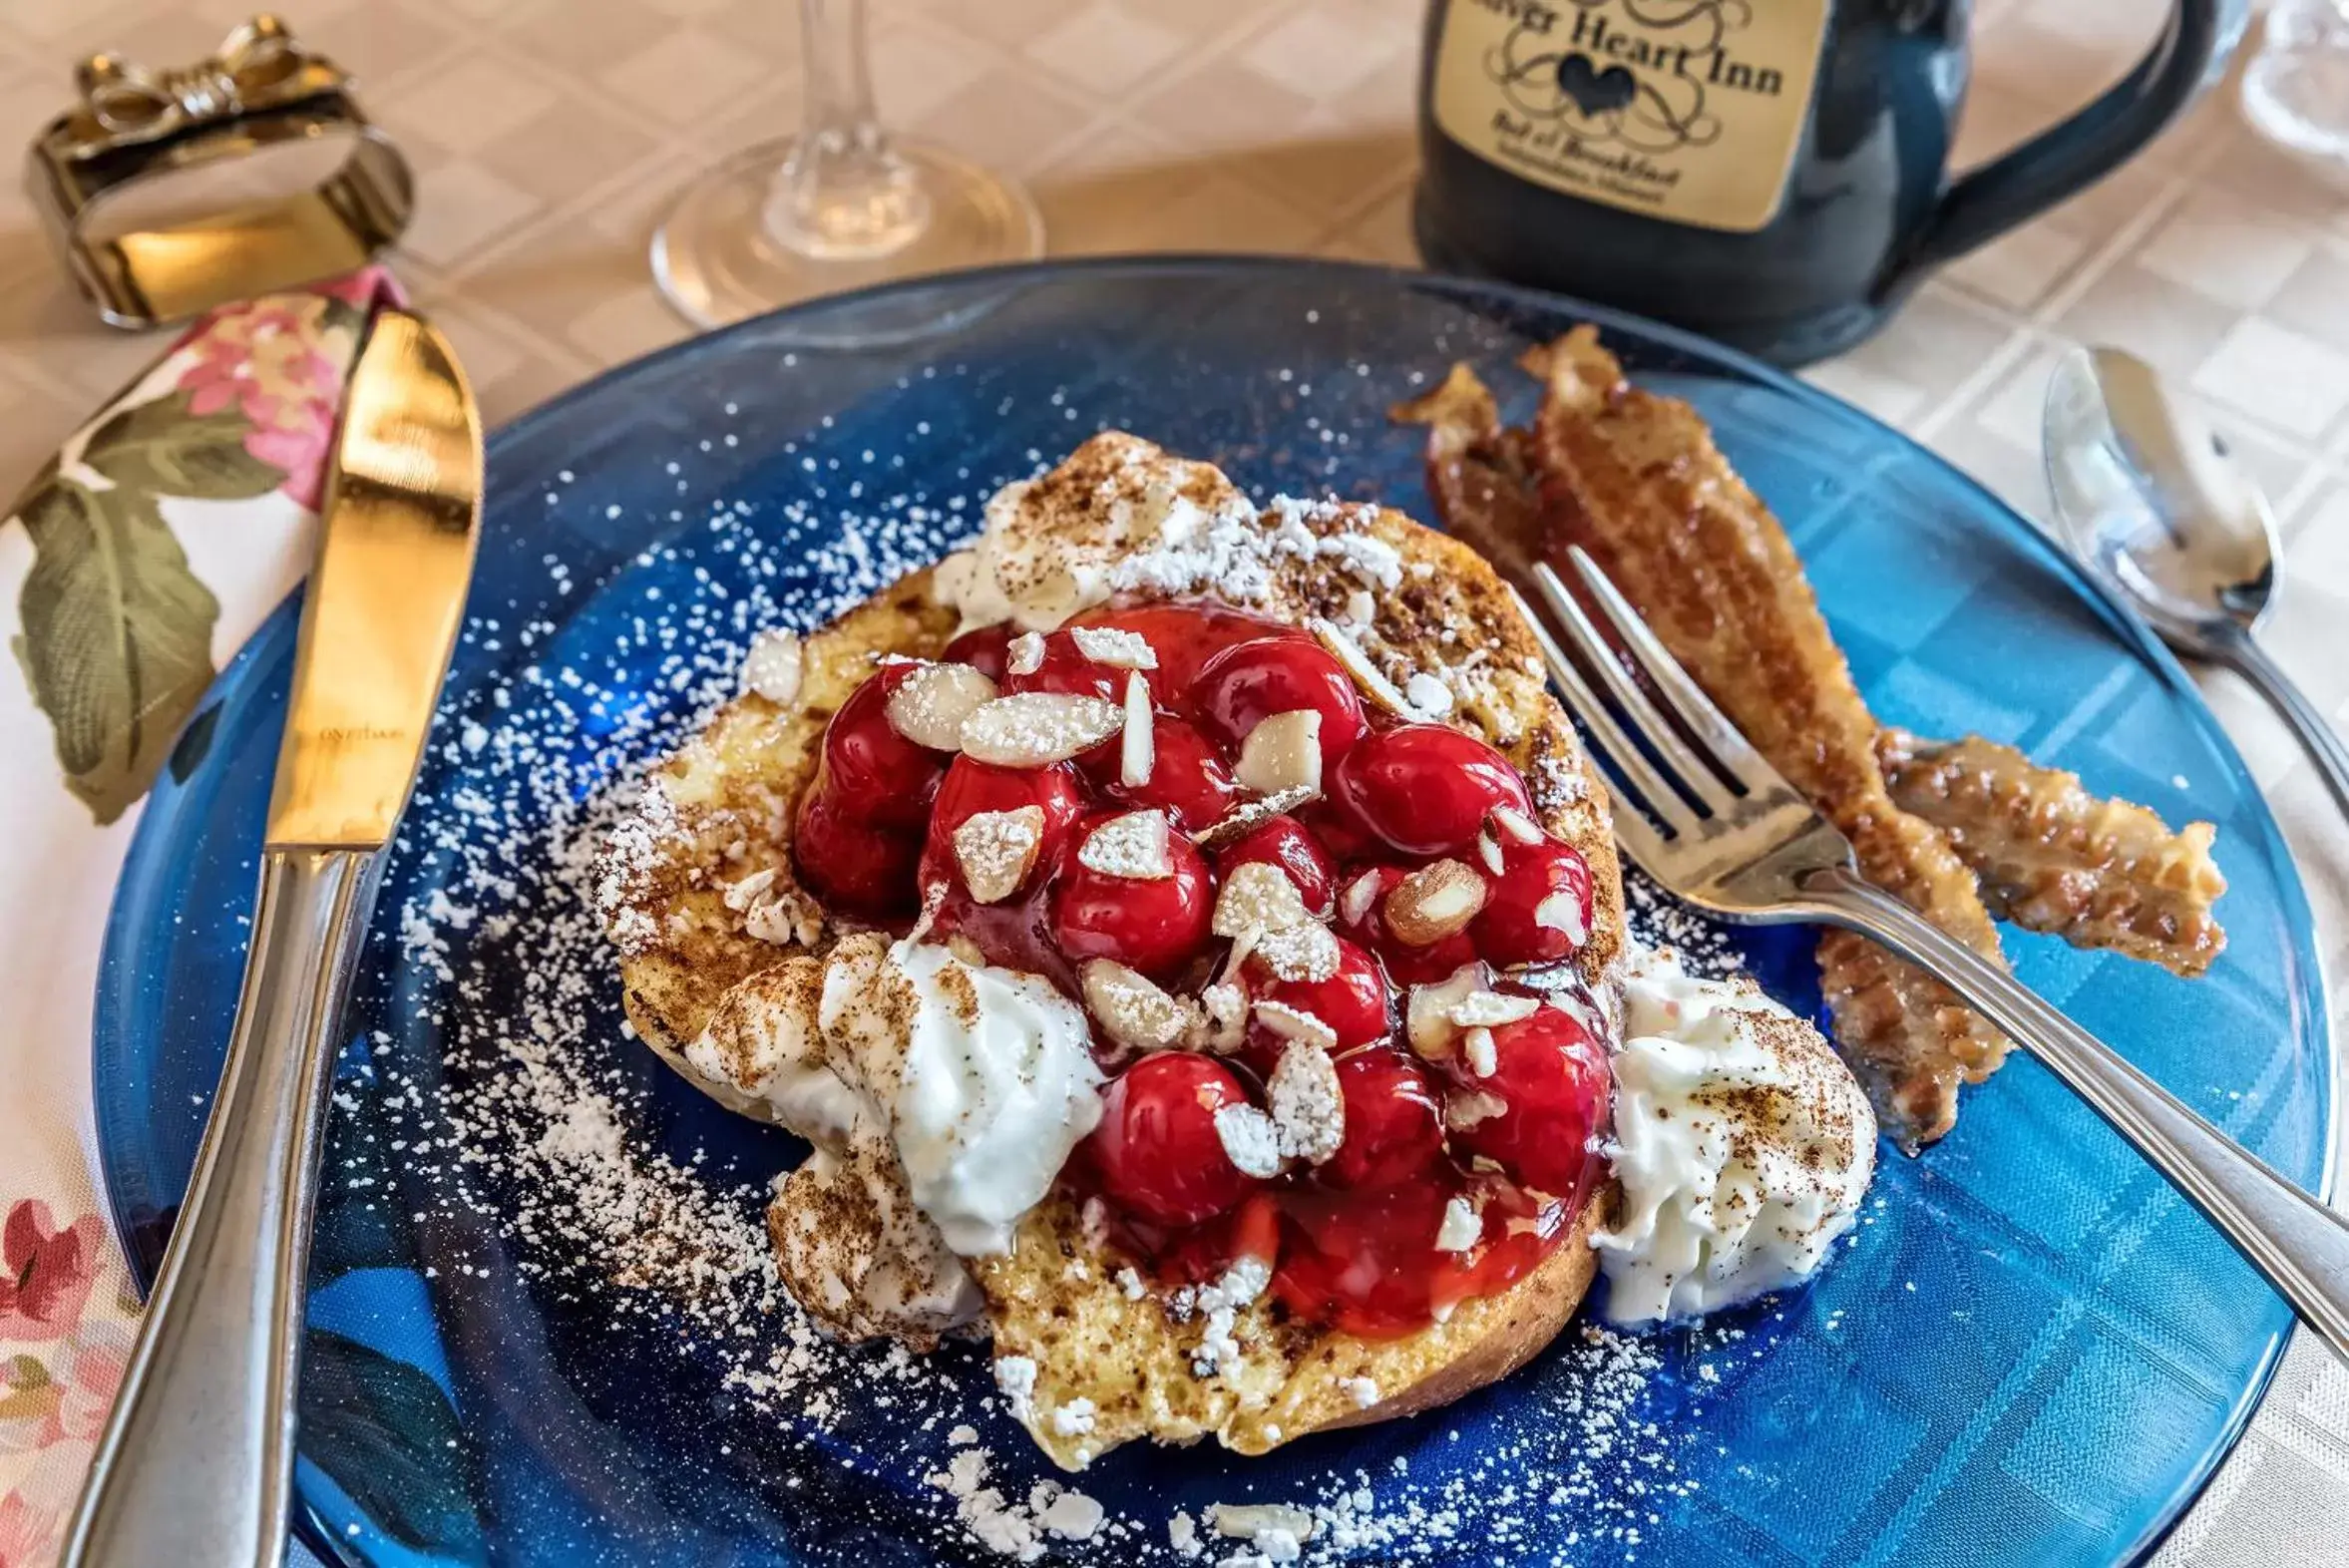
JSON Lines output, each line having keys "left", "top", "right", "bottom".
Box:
{"left": 0, "top": 267, "right": 401, "bottom": 1568}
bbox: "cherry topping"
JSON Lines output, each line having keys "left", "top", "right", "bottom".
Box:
{"left": 943, "top": 623, "right": 1013, "bottom": 683}
{"left": 1049, "top": 811, "right": 1215, "bottom": 980}
{"left": 1092, "top": 713, "right": 1237, "bottom": 833}
{"left": 1214, "top": 815, "right": 1337, "bottom": 917}
{"left": 1190, "top": 636, "right": 1368, "bottom": 774}
{"left": 1242, "top": 938, "right": 1390, "bottom": 1063}
{"left": 998, "top": 628, "right": 1121, "bottom": 702}
{"left": 793, "top": 785, "right": 923, "bottom": 921}
{"left": 1322, "top": 1047, "right": 1444, "bottom": 1191}
{"left": 1334, "top": 865, "right": 1479, "bottom": 986}
{"left": 819, "top": 661, "right": 949, "bottom": 829}
{"left": 1445, "top": 1004, "right": 1610, "bottom": 1200}
{"left": 1472, "top": 831, "right": 1595, "bottom": 968}
{"left": 1328, "top": 724, "right": 1533, "bottom": 858}
{"left": 921, "top": 756, "right": 1085, "bottom": 900}
{"left": 1085, "top": 1052, "right": 1260, "bottom": 1226}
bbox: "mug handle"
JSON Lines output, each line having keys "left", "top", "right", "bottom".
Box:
{"left": 1891, "top": 0, "right": 2239, "bottom": 285}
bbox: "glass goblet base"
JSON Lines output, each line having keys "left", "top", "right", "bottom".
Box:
{"left": 651, "top": 137, "right": 1045, "bottom": 330}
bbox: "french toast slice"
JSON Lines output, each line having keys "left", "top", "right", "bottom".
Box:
{"left": 596, "top": 434, "right": 1631, "bottom": 1467}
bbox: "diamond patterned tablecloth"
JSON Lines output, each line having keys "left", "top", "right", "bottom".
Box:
{"left": 0, "top": 1, "right": 2342, "bottom": 1565}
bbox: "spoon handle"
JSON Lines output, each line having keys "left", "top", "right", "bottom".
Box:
{"left": 2221, "top": 632, "right": 2349, "bottom": 821}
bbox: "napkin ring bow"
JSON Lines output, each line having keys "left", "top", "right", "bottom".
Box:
{"left": 26, "top": 15, "right": 414, "bottom": 329}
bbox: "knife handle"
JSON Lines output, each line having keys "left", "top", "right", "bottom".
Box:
{"left": 65, "top": 848, "right": 380, "bottom": 1568}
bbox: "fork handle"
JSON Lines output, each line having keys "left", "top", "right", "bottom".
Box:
{"left": 1803, "top": 864, "right": 2349, "bottom": 1365}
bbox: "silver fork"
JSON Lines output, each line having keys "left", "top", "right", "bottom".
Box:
{"left": 1521, "top": 546, "right": 2349, "bottom": 1364}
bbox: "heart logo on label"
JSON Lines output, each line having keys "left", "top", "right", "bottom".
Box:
{"left": 1554, "top": 53, "right": 1638, "bottom": 116}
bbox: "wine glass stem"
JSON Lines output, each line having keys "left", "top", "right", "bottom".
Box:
{"left": 763, "top": 0, "right": 931, "bottom": 260}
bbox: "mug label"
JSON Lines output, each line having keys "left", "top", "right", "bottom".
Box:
{"left": 1430, "top": 0, "right": 1832, "bottom": 233}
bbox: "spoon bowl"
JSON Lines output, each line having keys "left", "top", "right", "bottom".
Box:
{"left": 2045, "top": 343, "right": 2349, "bottom": 816}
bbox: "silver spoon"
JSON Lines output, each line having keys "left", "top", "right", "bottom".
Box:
{"left": 2044, "top": 344, "right": 2349, "bottom": 818}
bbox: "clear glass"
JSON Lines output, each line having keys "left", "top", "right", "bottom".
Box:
{"left": 650, "top": 0, "right": 1044, "bottom": 331}
{"left": 2239, "top": 0, "right": 2349, "bottom": 175}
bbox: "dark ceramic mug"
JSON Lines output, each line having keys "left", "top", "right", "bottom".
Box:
{"left": 1412, "top": 0, "right": 2242, "bottom": 365}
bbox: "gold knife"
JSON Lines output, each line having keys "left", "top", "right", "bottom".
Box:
{"left": 63, "top": 308, "right": 482, "bottom": 1568}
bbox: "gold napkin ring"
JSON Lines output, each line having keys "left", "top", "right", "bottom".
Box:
{"left": 25, "top": 15, "right": 414, "bottom": 329}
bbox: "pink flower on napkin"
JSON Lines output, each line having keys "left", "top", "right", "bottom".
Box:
{"left": 175, "top": 297, "right": 349, "bottom": 513}
{"left": 0, "top": 1203, "right": 101, "bottom": 1346}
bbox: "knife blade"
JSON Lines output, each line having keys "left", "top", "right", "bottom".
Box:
{"left": 64, "top": 307, "right": 481, "bottom": 1568}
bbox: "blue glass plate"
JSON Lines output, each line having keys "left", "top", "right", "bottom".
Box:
{"left": 94, "top": 258, "right": 2332, "bottom": 1568}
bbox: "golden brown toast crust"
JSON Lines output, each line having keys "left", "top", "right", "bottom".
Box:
{"left": 595, "top": 437, "right": 1631, "bottom": 1467}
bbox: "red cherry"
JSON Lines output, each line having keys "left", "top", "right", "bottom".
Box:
{"left": 1472, "top": 832, "right": 1595, "bottom": 968}
{"left": 1214, "top": 815, "right": 1337, "bottom": 917}
{"left": 820, "top": 662, "right": 949, "bottom": 829}
{"left": 1242, "top": 939, "right": 1390, "bottom": 1065}
{"left": 793, "top": 785, "right": 922, "bottom": 921}
{"left": 1322, "top": 1047, "right": 1444, "bottom": 1191}
{"left": 1085, "top": 1053, "right": 1260, "bottom": 1226}
{"left": 943, "top": 623, "right": 1013, "bottom": 683}
{"left": 1068, "top": 601, "right": 1277, "bottom": 695}
{"left": 1189, "top": 637, "right": 1369, "bottom": 774}
{"left": 921, "top": 756, "right": 1085, "bottom": 900}
{"left": 1447, "top": 1005, "right": 1611, "bottom": 1199}
{"left": 1328, "top": 724, "right": 1533, "bottom": 858}
{"left": 1049, "top": 811, "right": 1215, "bottom": 979}
{"left": 1092, "top": 714, "right": 1238, "bottom": 833}
{"left": 1333, "top": 865, "right": 1479, "bottom": 986}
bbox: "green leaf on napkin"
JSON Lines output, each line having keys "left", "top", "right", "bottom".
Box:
{"left": 82, "top": 390, "right": 289, "bottom": 500}
{"left": 10, "top": 470, "right": 222, "bottom": 824}
{"left": 299, "top": 1329, "right": 487, "bottom": 1560}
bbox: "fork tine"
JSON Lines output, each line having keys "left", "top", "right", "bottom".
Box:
{"left": 1594, "top": 781, "right": 1674, "bottom": 880}
{"left": 1564, "top": 547, "right": 1804, "bottom": 806}
{"left": 1508, "top": 584, "right": 1698, "bottom": 835}
{"left": 1528, "top": 562, "right": 1741, "bottom": 817}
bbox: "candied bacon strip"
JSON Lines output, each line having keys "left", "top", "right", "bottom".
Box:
{"left": 1878, "top": 729, "right": 2228, "bottom": 979}
{"left": 1501, "top": 326, "right": 2013, "bottom": 1148}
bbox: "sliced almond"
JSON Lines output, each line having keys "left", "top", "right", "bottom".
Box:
{"left": 1080, "top": 960, "right": 1194, "bottom": 1053}
{"left": 1267, "top": 1041, "right": 1344, "bottom": 1164}
{"left": 740, "top": 628, "right": 804, "bottom": 706}
{"left": 1006, "top": 630, "right": 1046, "bottom": 676}
{"left": 1069, "top": 625, "right": 1157, "bottom": 669}
{"left": 1462, "top": 1026, "right": 1498, "bottom": 1077}
{"left": 960, "top": 691, "right": 1122, "bottom": 766}
{"left": 886, "top": 662, "right": 999, "bottom": 750}
{"left": 1190, "top": 785, "right": 1318, "bottom": 851}
{"left": 1476, "top": 829, "right": 1505, "bottom": 877}
{"left": 1407, "top": 963, "right": 1491, "bottom": 1058}
{"left": 1308, "top": 617, "right": 1416, "bottom": 717}
{"left": 1432, "top": 1194, "right": 1482, "bottom": 1253}
{"left": 1119, "top": 671, "right": 1154, "bottom": 788}
{"left": 1491, "top": 806, "right": 1542, "bottom": 846}
{"left": 1076, "top": 810, "right": 1173, "bottom": 880}
{"left": 953, "top": 805, "right": 1045, "bottom": 904}
{"left": 1191, "top": 981, "right": 1248, "bottom": 1053}
{"left": 1253, "top": 921, "right": 1341, "bottom": 983}
{"left": 1212, "top": 1103, "right": 1284, "bottom": 1179}
{"left": 1252, "top": 998, "right": 1339, "bottom": 1053}
{"left": 1448, "top": 989, "right": 1540, "bottom": 1028}
{"left": 1443, "top": 1088, "right": 1508, "bottom": 1131}
{"left": 1338, "top": 869, "right": 1383, "bottom": 927}
{"left": 1212, "top": 861, "right": 1311, "bottom": 939}
{"left": 1535, "top": 887, "right": 1591, "bottom": 945}
{"left": 1234, "top": 709, "right": 1323, "bottom": 797}
{"left": 1383, "top": 859, "right": 1487, "bottom": 947}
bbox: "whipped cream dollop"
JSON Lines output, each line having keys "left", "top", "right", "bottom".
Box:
{"left": 1593, "top": 946, "right": 1876, "bottom": 1325}
{"left": 681, "top": 933, "right": 1103, "bottom": 1341}
{"left": 933, "top": 433, "right": 1278, "bottom": 633}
